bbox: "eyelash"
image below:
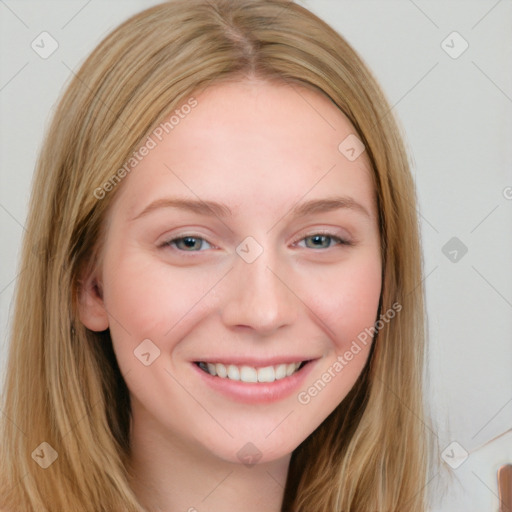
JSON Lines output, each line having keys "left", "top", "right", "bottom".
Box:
{"left": 159, "top": 231, "right": 353, "bottom": 252}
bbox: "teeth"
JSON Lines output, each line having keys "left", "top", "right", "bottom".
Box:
{"left": 275, "top": 364, "right": 287, "bottom": 380}
{"left": 286, "top": 363, "right": 297, "bottom": 376}
{"left": 258, "top": 366, "right": 275, "bottom": 382}
{"left": 199, "top": 361, "right": 303, "bottom": 382}
{"left": 227, "top": 365, "right": 240, "bottom": 381}
{"left": 240, "top": 366, "right": 258, "bottom": 382}
{"left": 216, "top": 363, "right": 227, "bottom": 378}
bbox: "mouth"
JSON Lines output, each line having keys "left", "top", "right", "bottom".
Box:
{"left": 194, "top": 360, "right": 310, "bottom": 383}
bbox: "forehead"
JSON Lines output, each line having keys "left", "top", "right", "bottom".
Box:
{"left": 114, "top": 79, "right": 376, "bottom": 221}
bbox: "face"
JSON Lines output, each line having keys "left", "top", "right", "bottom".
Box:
{"left": 80, "top": 79, "right": 382, "bottom": 465}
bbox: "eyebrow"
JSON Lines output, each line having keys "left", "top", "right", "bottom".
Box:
{"left": 131, "top": 195, "right": 371, "bottom": 221}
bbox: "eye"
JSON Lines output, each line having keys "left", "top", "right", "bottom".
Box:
{"left": 161, "top": 235, "right": 213, "bottom": 252}
{"left": 159, "top": 232, "right": 352, "bottom": 252}
{"left": 295, "top": 232, "right": 352, "bottom": 249}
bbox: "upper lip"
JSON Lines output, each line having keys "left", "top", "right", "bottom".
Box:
{"left": 193, "top": 356, "right": 316, "bottom": 367}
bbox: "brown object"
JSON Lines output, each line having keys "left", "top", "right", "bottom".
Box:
{"left": 499, "top": 464, "right": 512, "bottom": 512}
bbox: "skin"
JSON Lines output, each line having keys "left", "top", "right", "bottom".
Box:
{"left": 79, "top": 79, "right": 382, "bottom": 512}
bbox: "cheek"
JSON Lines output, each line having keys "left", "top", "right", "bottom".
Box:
{"left": 100, "top": 250, "right": 223, "bottom": 358}
{"left": 289, "top": 253, "right": 382, "bottom": 434}
{"left": 339, "top": 266, "right": 381, "bottom": 345}
{"left": 102, "top": 242, "right": 382, "bottom": 356}
{"left": 307, "top": 254, "right": 382, "bottom": 348}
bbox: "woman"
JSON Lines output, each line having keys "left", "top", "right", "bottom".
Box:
{"left": 0, "top": 0, "right": 433, "bottom": 510}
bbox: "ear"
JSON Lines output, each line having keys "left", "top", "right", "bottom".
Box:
{"left": 77, "top": 269, "right": 109, "bottom": 332}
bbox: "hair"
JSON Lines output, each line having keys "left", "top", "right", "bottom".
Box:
{"left": 0, "top": 0, "right": 434, "bottom": 510}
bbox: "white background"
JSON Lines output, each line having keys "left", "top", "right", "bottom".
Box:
{"left": 1, "top": 1, "right": 511, "bottom": 511}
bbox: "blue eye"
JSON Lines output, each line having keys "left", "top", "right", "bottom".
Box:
{"left": 297, "top": 234, "right": 350, "bottom": 249}
{"left": 162, "top": 236, "right": 212, "bottom": 251}
{"left": 161, "top": 232, "right": 351, "bottom": 253}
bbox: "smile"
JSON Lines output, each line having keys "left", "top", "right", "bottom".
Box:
{"left": 195, "top": 361, "right": 308, "bottom": 383}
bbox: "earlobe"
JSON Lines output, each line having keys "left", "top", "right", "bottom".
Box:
{"left": 78, "top": 274, "right": 109, "bottom": 332}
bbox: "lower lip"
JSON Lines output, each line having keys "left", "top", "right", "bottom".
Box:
{"left": 192, "top": 360, "right": 317, "bottom": 404}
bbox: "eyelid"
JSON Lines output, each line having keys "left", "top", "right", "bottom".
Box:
{"left": 159, "top": 232, "right": 215, "bottom": 251}
{"left": 290, "top": 228, "right": 353, "bottom": 247}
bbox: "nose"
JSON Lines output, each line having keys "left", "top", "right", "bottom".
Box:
{"left": 220, "top": 246, "right": 299, "bottom": 335}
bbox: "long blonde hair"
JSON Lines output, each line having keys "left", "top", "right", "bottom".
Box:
{"left": 0, "top": 1, "right": 433, "bottom": 510}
